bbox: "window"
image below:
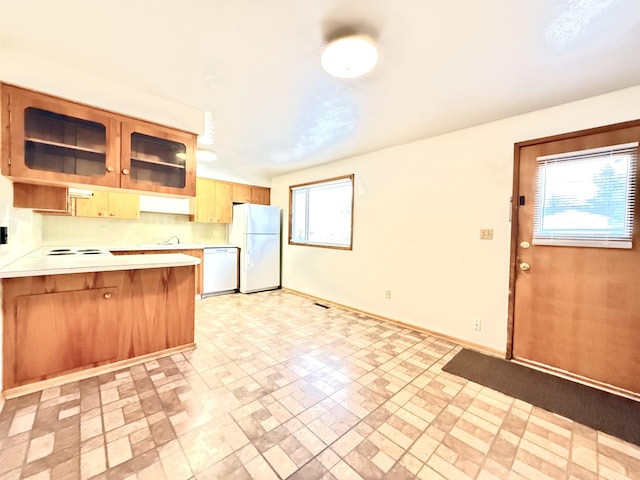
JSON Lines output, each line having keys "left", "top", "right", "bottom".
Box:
{"left": 289, "top": 175, "right": 354, "bottom": 249}
{"left": 533, "top": 142, "right": 638, "bottom": 248}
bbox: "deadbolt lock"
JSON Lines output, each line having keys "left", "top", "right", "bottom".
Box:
{"left": 519, "top": 262, "right": 530, "bottom": 271}
{"left": 520, "top": 241, "right": 530, "bottom": 249}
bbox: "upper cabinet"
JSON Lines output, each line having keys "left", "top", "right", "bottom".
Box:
{"left": 3, "top": 86, "right": 120, "bottom": 188}
{"left": 194, "top": 178, "right": 232, "bottom": 223}
{"left": 121, "top": 121, "right": 195, "bottom": 195}
{"left": 232, "top": 183, "right": 271, "bottom": 205}
{"left": 232, "top": 183, "right": 252, "bottom": 203}
{"left": 251, "top": 186, "right": 271, "bottom": 205}
{"left": 74, "top": 191, "right": 140, "bottom": 219}
{"left": 1, "top": 84, "right": 196, "bottom": 196}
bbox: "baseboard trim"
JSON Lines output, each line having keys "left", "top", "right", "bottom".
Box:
{"left": 282, "top": 288, "right": 504, "bottom": 358}
{"left": 2, "top": 343, "right": 197, "bottom": 401}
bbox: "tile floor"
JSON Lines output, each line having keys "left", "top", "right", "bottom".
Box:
{"left": 0, "top": 290, "right": 639, "bottom": 480}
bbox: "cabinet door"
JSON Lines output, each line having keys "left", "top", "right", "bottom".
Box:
{"left": 4, "top": 86, "right": 120, "bottom": 187}
{"left": 108, "top": 192, "right": 140, "bottom": 219}
{"left": 194, "top": 178, "right": 232, "bottom": 223}
{"left": 74, "top": 190, "right": 110, "bottom": 217}
{"left": 232, "top": 184, "right": 252, "bottom": 203}
{"left": 14, "top": 287, "right": 119, "bottom": 383}
{"left": 74, "top": 191, "right": 139, "bottom": 218}
{"left": 121, "top": 121, "right": 196, "bottom": 196}
{"left": 214, "top": 181, "right": 233, "bottom": 223}
{"left": 251, "top": 187, "right": 271, "bottom": 205}
{"left": 195, "top": 177, "right": 216, "bottom": 222}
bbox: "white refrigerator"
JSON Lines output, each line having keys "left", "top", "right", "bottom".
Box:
{"left": 229, "top": 204, "right": 281, "bottom": 293}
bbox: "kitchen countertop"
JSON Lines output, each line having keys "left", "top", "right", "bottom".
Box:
{"left": 107, "top": 244, "right": 238, "bottom": 251}
{"left": 0, "top": 249, "right": 201, "bottom": 279}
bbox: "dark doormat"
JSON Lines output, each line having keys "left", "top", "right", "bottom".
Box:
{"left": 442, "top": 348, "right": 640, "bottom": 446}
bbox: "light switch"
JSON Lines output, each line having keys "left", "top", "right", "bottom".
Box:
{"left": 479, "top": 228, "right": 493, "bottom": 240}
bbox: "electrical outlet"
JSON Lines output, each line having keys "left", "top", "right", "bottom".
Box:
{"left": 479, "top": 228, "right": 493, "bottom": 240}
{"left": 99, "top": 226, "right": 107, "bottom": 236}
{"left": 385, "top": 290, "right": 391, "bottom": 299}
{"left": 472, "top": 318, "right": 481, "bottom": 331}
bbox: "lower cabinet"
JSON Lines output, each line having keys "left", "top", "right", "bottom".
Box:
{"left": 110, "top": 249, "right": 203, "bottom": 295}
{"left": 15, "top": 287, "right": 119, "bottom": 383}
{"left": 2, "top": 266, "right": 195, "bottom": 389}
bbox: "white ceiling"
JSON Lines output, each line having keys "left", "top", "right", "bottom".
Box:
{"left": 2, "top": 0, "right": 640, "bottom": 182}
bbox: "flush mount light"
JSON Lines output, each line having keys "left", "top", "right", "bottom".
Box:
{"left": 197, "top": 149, "right": 218, "bottom": 162}
{"left": 321, "top": 35, "right": 378, "bottom": 78}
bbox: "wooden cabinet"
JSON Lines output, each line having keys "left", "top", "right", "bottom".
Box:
{"left": 2, "top": 85, "right": 120, "bottom": 188}
{"left": 74, "top": 191, "right": 139, "bottom": 219}
{"left": 194, "top": 178, "right": 232, "bottom": 223}
{"left": 1, "top": 84, "right": 196, "bottom": 196}
{"left": 232, "top": 183, "right": 252, "bottom": 203}
{"left": 13, "top": 182, "right": 70, "bottom": 213}
{"left": 2, "top": 265, "right": 195, "bottom": 389}
{"left": 121, "top": 121, "right": 195, "bottom": 196}
{"left": 111, "top": 249, "right": 203, "bottom": 296}
{"left": 232, "top": 183, "right": 270, "bottom": 205}
{"left": 14, "top": 287, "right": 119, "bottom": 384}
{"left": 251, "top": 186, "right": 271, "bottom": 205}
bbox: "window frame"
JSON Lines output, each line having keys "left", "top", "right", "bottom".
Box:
{"left": 288, "top": 174, "right": 354, "bottom": 250}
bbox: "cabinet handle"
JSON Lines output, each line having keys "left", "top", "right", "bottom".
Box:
{"left": 104, "top": 292, "right": 112, "bottom": 299}
{"left": 109, "top": 213, "right": 115, "bottom": 217}
{"left": 122, "top": 169, "right": 130, "bottom": 175}
{"left": 98, "top": 211, "right": 105, "bottom": 216}
{"left": 106, "top": 166, "right": 115, "bottom": 172}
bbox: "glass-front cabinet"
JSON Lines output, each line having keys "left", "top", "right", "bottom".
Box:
{"left": 2, "top": 84, "right": 196, "bottom": 196}
{"left": 121, "top": 121, "right": 196, "bottom": 196}
{"left": 6, "top": 87, "right": 120, "bottom": 187}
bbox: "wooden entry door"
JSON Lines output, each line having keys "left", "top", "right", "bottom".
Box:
{"left": 510, "top": 122, "right": 640, "bottom": 394}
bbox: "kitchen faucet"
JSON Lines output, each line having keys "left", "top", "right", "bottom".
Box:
{"left": 160, "top": 235, "right": 180, "bottom": 245}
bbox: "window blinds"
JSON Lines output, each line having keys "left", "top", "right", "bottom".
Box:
{"left": 533, "top": 142, "right": 638, "bottom": 249}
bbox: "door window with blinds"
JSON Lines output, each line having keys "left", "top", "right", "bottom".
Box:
{"left": 533, "top": 142, "right": 638, "bottom": 248}
{"left": 289, "top": 175, "right": 354, "bottom": 249}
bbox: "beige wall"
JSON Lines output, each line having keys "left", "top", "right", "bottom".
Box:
{"left": 271, "top": 85, "right": 640, "bottom": 354}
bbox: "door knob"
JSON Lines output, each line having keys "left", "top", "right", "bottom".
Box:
{"left": 122, "top": 169, "right": 130, "bottom": 175}
{"left": 106, "top": 166, "right": 115, "bottom": 172}
{"left": 104, "top": 292, "right": 112, "bottom": 299}
{"left": 519, "top": 262, "right": 530, "bottom": 271}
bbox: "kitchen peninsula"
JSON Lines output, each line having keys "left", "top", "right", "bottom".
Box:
{"left": 0, "top": 249, "right": 200, "bottom": 394}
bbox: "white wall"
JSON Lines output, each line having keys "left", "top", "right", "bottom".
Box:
{"left": 272, "top": 85, "right": 640, "bottom": 354}
{"left": 0, "top": 48, "right": 202, "bottom": 133}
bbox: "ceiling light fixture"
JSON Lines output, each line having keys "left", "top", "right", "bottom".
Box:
{"left": 197, "top": 149, "right": 218, "bottom": 162}
{"left": 321, "top": 35, "right": 378, "bottom": 78}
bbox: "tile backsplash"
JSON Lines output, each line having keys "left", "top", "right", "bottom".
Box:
{"left": 42, "top": 212, "right": 228, "bottom": 246}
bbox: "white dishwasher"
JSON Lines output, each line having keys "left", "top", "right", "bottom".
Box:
{"left": 202, "top": 247, "right": 238, "bottom": 297}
